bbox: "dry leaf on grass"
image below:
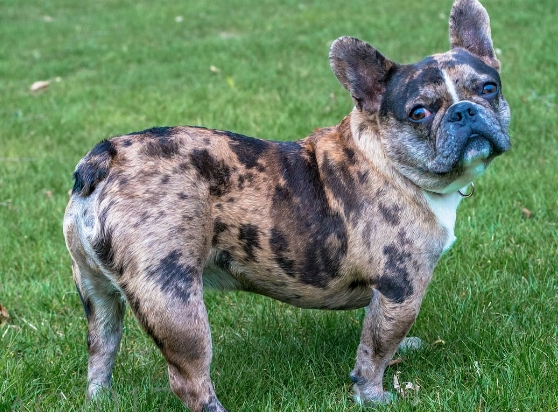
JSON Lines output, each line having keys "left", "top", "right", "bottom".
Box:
{"left": 393, "top": 371, "right": 420, "bottom": 398}
{"left": 0, "top": 304, "right": 9, "bottom": 327}
{"left": 521, "top": 207, "right": 533, "bottom": 219}
{"left": 30, "top": 80, "right": 50, "bottom": 93}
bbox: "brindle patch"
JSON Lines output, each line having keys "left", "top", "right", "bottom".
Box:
{"left": 223, "top": 130, "right": 270, "bottom": 170}
{"left": 91, "top": 226, "right": 115, "bottom": 272}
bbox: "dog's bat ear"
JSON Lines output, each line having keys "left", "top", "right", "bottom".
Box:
{"left": 449, "top": 0, "right": 500, "bottom": 71}
{"left": 329, "top": 37, "right": 397, "bottom": 113}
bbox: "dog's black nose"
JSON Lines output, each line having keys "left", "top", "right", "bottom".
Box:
{"left": 448, "top": 102, "right": 478, "bottom": 123}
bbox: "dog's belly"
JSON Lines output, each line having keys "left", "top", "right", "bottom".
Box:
{"left": 202, "top": 259, "right": 373, "bottom": 310}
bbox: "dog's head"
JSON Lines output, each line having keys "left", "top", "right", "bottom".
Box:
{"left": 330, "top": 0, "right": 510, "bottom": 194}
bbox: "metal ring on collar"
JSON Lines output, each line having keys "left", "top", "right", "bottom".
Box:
{"left": 458, "top": 182, "right": 475, "bottom": 198}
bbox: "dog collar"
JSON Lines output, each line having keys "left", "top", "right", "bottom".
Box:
{"left": 458, "top": 182, "right": 475, "bottom": 198}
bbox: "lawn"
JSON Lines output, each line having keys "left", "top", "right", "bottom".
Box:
{"left": 1, "top": 0, "right": 557, "bottom": 410}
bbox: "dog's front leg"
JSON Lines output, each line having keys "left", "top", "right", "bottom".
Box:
{"left": 350, "top": 288, "right": 422, "bottom": 404}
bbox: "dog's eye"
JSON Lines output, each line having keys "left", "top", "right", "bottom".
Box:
{"left": 481, "top": 82, "right": 498, "bottom": 96}
{"left": 409, "top": 106, "right": 432, "bottom": 122}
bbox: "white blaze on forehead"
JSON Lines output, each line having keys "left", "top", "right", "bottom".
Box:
{"left": 442, "top": 70, "right": 460, "bottom": 103}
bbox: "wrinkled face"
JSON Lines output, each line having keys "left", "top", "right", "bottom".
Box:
{"left": 380, "top": 48, "right": 511, "bottom": 193}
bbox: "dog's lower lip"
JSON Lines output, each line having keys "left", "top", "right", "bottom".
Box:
{"left": 463, "top": 135, "right": 492, "bottom": 164}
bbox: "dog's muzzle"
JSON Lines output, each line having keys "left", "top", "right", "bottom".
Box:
{"left": 429, "top": 101, "right": 511, "bottom": 174}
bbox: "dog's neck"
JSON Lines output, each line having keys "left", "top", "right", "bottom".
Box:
{"left": 348, "top": 110, "right": 387, "bottom": 167}
{"left": 347, "top": 108, "right": 463, "bottom": 254}
{"left": 348, "top": 109, "right": 424, "bottom": 199}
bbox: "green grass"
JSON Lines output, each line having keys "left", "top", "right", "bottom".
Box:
{"left": 1, "top": 0, "right": 557, "bottom": 410}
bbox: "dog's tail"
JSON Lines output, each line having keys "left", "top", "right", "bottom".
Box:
{"left": 72, "top": 139, "right": 117, "bottom": 197}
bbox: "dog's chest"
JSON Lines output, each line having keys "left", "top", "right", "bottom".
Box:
{"left": 423, "top": 191, "right": 462, "bottom": 253}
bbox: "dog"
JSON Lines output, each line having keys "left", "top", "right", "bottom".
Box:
{"left": 63, "top": 0, "right": 510, "bottom": 410}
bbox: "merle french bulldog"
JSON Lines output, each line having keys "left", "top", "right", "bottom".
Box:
{"left": 64, "top": 0, "right": 510, "bottom": 409}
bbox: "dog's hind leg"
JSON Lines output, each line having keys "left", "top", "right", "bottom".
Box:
{"left": 72, "top": 259, "right": 126, "bottom": 399}
{"left": 123, "top": 259, "right": 227, "bottom": 412}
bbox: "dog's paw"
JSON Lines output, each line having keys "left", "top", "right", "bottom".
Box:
{"left": 352, "top": 382, "right": 395, "bottom": 407}
{"left": 353, "top": 388, "right": 395, "bottom": 406}
{"left": 86, "top": 381, "right": 112, "bottom": 401}
{"left": 397, "top": 336, "right": 423, "bottom": 354}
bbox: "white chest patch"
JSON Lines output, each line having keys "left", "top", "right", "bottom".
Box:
{"left": 423, "top": 191, "right": 462, "bottom": 253}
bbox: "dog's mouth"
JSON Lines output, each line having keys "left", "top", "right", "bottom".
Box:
{"left": 461, "top": 134, "right": 493, "bottom": 165}
{"left": 428, "top": 133, "right": 494, "bottom": 175}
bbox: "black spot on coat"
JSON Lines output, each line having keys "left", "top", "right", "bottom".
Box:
{"left": 148, "top": 250, "right": 198, "bottom": 303}
{"left": 349, "top": 279, "right": 370, "bottom": 290}
{"left": 378, "top": 203, "right": 402, "bottom": 226}
{"left": 381, "top": 62, "right": 443, "bottom": 121}
{"left": 223, "top": 131, "right": 270, "bottom": 170}
{"left": 72, "top": 139, "right": 117, "bottom": 196}
{"left": 238, "top": 224, "right": 261, "bottom": 261}
{"left": 321, "top": 153, "right": 362, "bottom": 221}
{"left": 270, "top": 143, "right": 348, "bottom": 288}
{"left": 91, "top": 204, "right": 123, "bottom": 276}
{"left": 377, "top": 243, "right": 414, "bottom": 303}
{"left": 212, "top": 219, "right": 228, "bottom": 246}
{"left": 269, "top": 228, "right": 296, "bottom": 277}
{"left": 214, "top": 250, "right": 233, "bottom": 270}
{"left": 141, "top": 134, "right": 181, "bottom": 159}
{"left": 190, "top": 149, "right": 232, "bottom": 196}
{"left": 344, "top": 147, "right": 356, "bottom": 164}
